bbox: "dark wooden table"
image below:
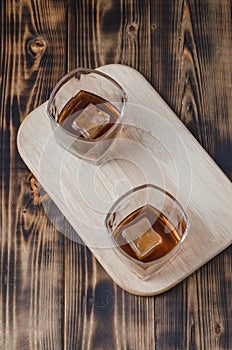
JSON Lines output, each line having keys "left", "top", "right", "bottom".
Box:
{"left": 1, "top": 1, "right": 231, "bottom": 349}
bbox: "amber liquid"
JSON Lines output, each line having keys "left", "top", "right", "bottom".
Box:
{"left": 112, "top": 205, "right": 181, "bottom": 262}
{"left": 58, "top": 90, "right": 120, "bottom": 139}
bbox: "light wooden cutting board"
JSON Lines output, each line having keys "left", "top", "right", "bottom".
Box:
{"left": 17, "top": 64, "right": 232, "bottom": 295}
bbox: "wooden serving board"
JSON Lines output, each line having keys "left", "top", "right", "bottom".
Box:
{"left": 17, "top": 64, "right": 232, "bottom": 296}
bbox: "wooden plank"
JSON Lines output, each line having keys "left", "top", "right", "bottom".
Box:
{"left": 67, "top": 0, "right": 151, "bottom": 76}
{"left": 0, "top": 1, "right": 67, "bottom": 349}
{"left": 151, "top": 1, "right": 232, "bottom": 349}
{"left": 64, "top": 1, "right": 155, "bottom": 350}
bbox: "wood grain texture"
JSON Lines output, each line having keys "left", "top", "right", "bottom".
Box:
{"left": 0, "top": 1, "right": 66, "bottom": 349}
{"left": 150, "top": 2, "right": 232, "bottom": 350}
{"left": 1, "top": 0, "right": 232, "bottom": 349}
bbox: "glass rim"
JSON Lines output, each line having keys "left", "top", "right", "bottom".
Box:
{"left": 105, "top": 183, "right": 190, "bottom": 266}
{"left": 46, "top": 67, "right": 128, "bottom": 143}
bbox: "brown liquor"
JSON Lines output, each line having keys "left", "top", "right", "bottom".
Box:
{"left": 112, "top": 205, "right": 180, "bottom": 262}
{"left": 58, "top": 90, "right": 120, "bottom": 139}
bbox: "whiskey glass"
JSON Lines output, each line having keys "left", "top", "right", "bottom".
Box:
{"left": 105, "top": 184, "right": 190, "bottom": 280}
{"left": 47, "top": 68, "right": 127, "bottom": 164}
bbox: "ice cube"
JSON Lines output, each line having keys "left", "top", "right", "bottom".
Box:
{"left": 72, "top": 103, "right": 110, "bottom": 139}
{"left": 122, "top": 217, "right": 162, "bottom": 260}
